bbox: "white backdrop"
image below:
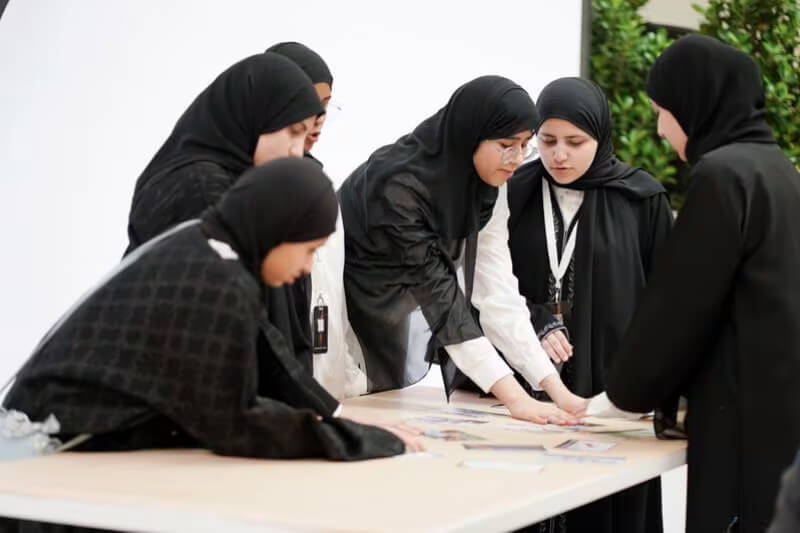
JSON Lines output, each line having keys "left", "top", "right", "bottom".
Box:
{"left": 0, "top": 0, "right": 583, "bottom": 382}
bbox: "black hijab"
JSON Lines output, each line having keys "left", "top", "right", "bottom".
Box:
{"left": 360, "top": 75, "right": 539, "bottom": 240}
{"left": 515, "top": 77, "right": 664, "bottom": 198}
{"left": 134, "top": 53, "right": 324, "bottom": 193}
{"left": 647, "top": 34, "right": 775, "bottom": 164}
{"left": 202, "top": 157, "right": 338, "bottom": 280}
{"left": 509, "top": 77, "right": 670, "bottom": 396}
{"left": 266, "top": 42, "right": 333, "bottom": 87}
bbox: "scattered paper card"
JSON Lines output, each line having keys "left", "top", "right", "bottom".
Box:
{"left": 447, "top": 407, "right": 511, "bottom": 419}
{"left": 412, "top": 416, "right": 489, "bottom": 425}
{"left": 567, "top": 422, "right": 604, "bottom": 430}
{"left": 463, "top": 443, "right": 546, "bottom": 452}
{"left": 542, "top": 452, "right": 625, "bottom": 464}
{"left": 424, "top": 430, "right": 486, "bottom": 442}
{"left": 397, "top": 451, "right": 444, "bottom": 460}
{"left": 500, "top": 423, "right": 566, "bottom": 434}
{"left": 555, "top": 439, "right": 618, "bottom": 452}
{"left": 459, "top": 460, "right": 545, "bottom": 474}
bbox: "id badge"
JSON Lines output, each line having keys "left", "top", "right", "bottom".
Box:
{"left": 312, "top": 295, "right": 328, "bottom": 354}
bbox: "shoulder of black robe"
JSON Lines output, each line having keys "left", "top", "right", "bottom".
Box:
{"left": 266, "top": 41, "right": 333, "bottom": 87}
{"left": 125, "top": 160, "right": 237, "bottom": 255}
{"left": 647, "top": 34, "right": 775, "bottom": 164}
{"left": 6, "top": 159, "right": 403, "bottom": 460}
{"left": 132, "top": 52, "right": 323, "bottom": 195}
{"left": 304, "top": 151, "right": 323, "bottom": 167}
{"left": 342, "top": 75, "right": 539, "bottom": 241}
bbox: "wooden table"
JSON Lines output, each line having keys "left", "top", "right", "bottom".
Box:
{"left": 0, "top": 387, "right": 686, "bottom": 532}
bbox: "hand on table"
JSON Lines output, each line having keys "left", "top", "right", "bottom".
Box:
{"left": 341, "top": 411, "right": 425, "bottom": 453}
{"left": 506, "top": 396, "right": 581, "bottom": 425}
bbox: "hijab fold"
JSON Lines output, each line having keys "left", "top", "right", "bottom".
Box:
{"left": 357, "top": 75, "right": 539, "bottom": 240}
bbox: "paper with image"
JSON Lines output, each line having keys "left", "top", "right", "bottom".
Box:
{"left": 463, "top": 443, "right": 546, "bottom": 452}
{"left": 555, "top": 439, "right": 618, "bottom": 452}
{"left": 423, "top": 430, "right": 486, "bottom": 442}
{"left": 411, "top": 416, "right": 489, "bottom": 425}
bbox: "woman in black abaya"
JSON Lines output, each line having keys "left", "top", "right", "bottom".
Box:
{"left": 4, "top": 158, "right": 414, "bottom": 462}
{"left": 508, "top": 77, "right": 671, "bottom": 533}
{"left": 604, "top": 34, "right": 800, "bottom": 533}
{"left": 339, "top": 76, "right": 586, "bottom": 422}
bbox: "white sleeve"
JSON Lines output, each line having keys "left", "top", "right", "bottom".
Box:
{"left": 585, "top": 392, "right": 646, "bottom": 419}
{"left": 471, "top": 184, "right": 557, "bottom": 389}
{"left": 311, "top": 206, "right": 368, "bottom": 399}
{"left": 443, "top": 337, "right": 513, "bottom": 393}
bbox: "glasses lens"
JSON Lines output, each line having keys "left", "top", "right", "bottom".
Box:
{"left": 324, "top": 100, "right": 343, "bottom": 125}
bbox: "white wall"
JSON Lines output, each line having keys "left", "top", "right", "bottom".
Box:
{"left": 0, "top": 0, "right": 583, "bottom": 385}
{"left": 639, "top": 0, "right": 709, "bottom": 29}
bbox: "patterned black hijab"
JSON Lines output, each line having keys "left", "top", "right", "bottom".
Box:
{"left": 202, "top": 157, "right": 338, "bottom": 279}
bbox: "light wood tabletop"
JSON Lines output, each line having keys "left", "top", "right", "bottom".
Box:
{"left": 0, "top": 386, "right": 686, "bottom": 532}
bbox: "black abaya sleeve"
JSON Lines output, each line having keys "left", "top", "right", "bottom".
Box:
{"left": 606, "top": 162, "right": 742, "bottom": 412}
{"left": 373, "top": 177, "right": 484, "bottom": 346}
{"left": 526, "top": 299, "right": 566, "bottom": 339}
{"left": 641, "top": 193, "right": 675, "bottom": 276}
{"left": 257, "top": 321, "right": 340, "bottom": 416}
{"left": 152, "top": 275, "right": 403, "bottom": 460}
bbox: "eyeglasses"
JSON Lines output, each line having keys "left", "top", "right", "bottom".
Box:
{"left": 316, "top": 100, "right": 343, "bottom": 127}
{"left": 492, "top": 141, "right": 538, "bottom": 165}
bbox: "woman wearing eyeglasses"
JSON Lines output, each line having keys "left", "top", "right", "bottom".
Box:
{"left": 337, "top": 76, "right": 586, "bottom": 423}
{"left": 507, "top": 77, "right": 672, "bottom": 532}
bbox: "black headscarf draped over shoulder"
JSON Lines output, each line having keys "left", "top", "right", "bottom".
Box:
{"left": 355, "top": 75, "right": 539, "bottom": 240}
{"left": 266, "top": 42, "right": 333, "bottom": 87}
{"left": 134, "top": 53, "right": 324, "bottom": 194}
{"left": 646, "top": 34, "right": 775, "bottom": 164}
{"left": 202, "top": 157, "right": 338, "bottom": 280}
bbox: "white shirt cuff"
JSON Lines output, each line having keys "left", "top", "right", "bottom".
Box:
{"left": 585, "top": 392, "right": 645, "bottom": 419}
{"left": 515, "top": 352, "right": 558, "bottom": 391}
{"left": 332, "top": 404, "right": 343, "bottom": 418}
{"left": 443, "top": 336, "right": 513, "bottom": 393}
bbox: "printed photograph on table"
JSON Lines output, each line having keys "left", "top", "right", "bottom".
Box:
{"left": 555, "top": 439, "right": 618, "bottom": 452}
{"left": 411, "top": 416, "right": 489, "bottom": 425}
{"left": 423, "top": 430, "right": 486, "bottom": 442}
{"left": 463, "top": 443, "right": 547, "bottom": 452}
